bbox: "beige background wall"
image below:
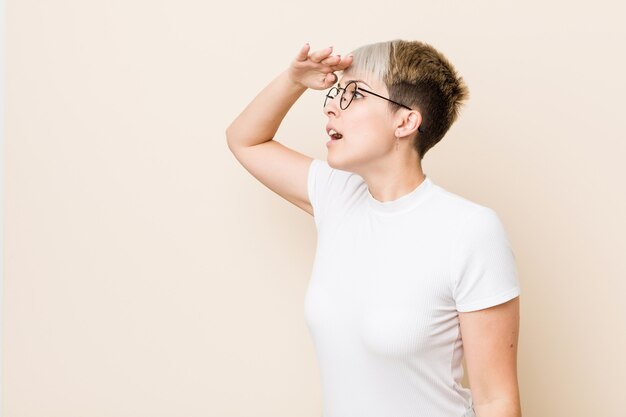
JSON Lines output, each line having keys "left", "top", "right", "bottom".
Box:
{"left": 5, "top": 0, "right": 625, "bottom": 416}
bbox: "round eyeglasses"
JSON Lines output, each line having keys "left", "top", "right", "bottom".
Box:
{"left": 324, "top": 80, "right": 424, "bottom": 132}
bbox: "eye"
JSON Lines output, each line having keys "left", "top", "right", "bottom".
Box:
{"left": 351, "top": 86, "right": 365, "bottom": 99}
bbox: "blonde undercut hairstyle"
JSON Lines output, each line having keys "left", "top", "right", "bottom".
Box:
{"left": 347, "top": 40, "right": 469, "bottom": 160}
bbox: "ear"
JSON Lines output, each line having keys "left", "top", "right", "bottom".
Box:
{"left": 394, "top": 110, "right": 422, "bottom": 138}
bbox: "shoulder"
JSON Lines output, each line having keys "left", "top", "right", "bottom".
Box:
{"left": 422, "top": 181, "right": 511, "bottom": 249}
{"left": 308, "top": 158, "right": 367, "bottom": 195}
{"left": 308, "top": 159, "right": 368, "bottom": 227}
{"left": 309, "top": 158, "right": 359, "bottom": 181}
{"left": 426, "top": 180, "right": 497, "bottom": 223}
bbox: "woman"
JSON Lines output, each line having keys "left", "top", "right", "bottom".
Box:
{"left": 226, "top": 40, "right": 521, "bottom": 417}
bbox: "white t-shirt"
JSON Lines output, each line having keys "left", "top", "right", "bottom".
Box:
{"left": 304, "top": 159, "right": 520, "bottom": 417}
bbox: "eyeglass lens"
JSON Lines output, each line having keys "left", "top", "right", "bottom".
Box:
{"left": 324, "top": 81, "right": 358, "bottom": 110}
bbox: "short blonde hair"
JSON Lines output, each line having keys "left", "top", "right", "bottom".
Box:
{"left": 346, "top": 40, "right": 469, "bottom": 160}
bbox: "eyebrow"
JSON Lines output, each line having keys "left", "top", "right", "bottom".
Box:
{"left": 338, "top": 79, "right": 372, "bottom": 89}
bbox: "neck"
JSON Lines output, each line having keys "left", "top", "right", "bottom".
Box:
{"left": 360, "top": 149, "right": 425, "bottom": 203}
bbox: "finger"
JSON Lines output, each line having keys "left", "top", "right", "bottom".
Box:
{"left": 309, "top": 46, "right": 333, "bottom": 63}
{"left": 320, "top": 54, "right": 341, "bottom": 65}
{"left": 332, "top": 54, "right": 354, "bottom": 71}
{"left": 295, "top": 43, "right": 310, "bottom": 62}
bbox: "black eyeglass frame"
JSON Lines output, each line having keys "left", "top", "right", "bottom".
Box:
{"left": 324, "top": 80, "right": 425, "bottom": 133}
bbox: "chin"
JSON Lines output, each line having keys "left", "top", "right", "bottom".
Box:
{"left": 327, "top": 154, "right": 359, "bottom": 174}
{"left": 326, "top": 155, "right": 340, "bottom": 169}
{"left": 326, "top": 154, "right": 346, "bottom": 171}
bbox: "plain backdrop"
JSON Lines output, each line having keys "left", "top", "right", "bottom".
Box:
{"left": 4, "top": 0, "right": 626, "bottom": 416}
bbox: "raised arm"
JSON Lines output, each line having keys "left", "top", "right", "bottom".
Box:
{"left": 225, "top": 44, "right": 352, "bottom": 215}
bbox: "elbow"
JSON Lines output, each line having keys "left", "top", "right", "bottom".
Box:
{"left": 225, "top": 124, "right": 237, "bottom": 151}
{"left": 225, "top": 124, "right": 233, "bottom": 143}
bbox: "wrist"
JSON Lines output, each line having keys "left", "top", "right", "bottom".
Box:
{"left": 283, "top": 69, "right": 308, "bottom": 91}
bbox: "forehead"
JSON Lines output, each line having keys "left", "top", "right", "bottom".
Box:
{"left": 338, "top": 71, "right": 386, "bottom": 91}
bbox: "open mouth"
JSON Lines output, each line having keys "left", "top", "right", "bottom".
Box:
{"left": 328, "top": 129, "right": 343, "bottom": 140}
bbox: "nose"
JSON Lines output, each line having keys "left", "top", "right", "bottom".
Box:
{"left": 323, "top": 94, "right": 341, "bottom": 118}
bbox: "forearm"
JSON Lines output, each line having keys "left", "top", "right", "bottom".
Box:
{"left": 474, "top": 398, "right": 521, "bottom": 417}
{"left": 226, "top": 70, "right": 306, "bottom": 149}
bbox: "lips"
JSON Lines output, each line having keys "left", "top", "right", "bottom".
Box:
{"left": 326, "top": 126, "right": 343, "bottom": 140}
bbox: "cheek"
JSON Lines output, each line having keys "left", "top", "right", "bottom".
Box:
{"left": 352, "top": 114, "right": 392, "bottom": 143}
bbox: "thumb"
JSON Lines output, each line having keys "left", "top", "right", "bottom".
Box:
{"left": 323, "top": 72, "right": 337, "bottom": 88}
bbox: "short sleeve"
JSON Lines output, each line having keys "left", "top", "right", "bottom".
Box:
{"left": 450, "top": 207, "right": 521, "bottom": 312}
{"left": 307, "top": 159, "right": 333, "bottom": 229}
{"left": 308, "top": 158, "right": 368, "bottom": 230}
